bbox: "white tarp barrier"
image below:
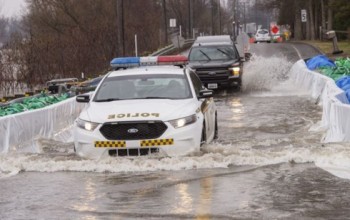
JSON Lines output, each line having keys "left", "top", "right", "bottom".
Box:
{"left": 0, "top": 97, "right": 85, "bottom": 154}
{"left": 289, "top": 60, "right": 350, "bottom": 143}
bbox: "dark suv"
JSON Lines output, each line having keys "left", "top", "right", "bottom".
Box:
{"left": 188, "top": 35, "right": 243, "bottom": 89}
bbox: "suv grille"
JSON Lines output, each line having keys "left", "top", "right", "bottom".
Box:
{"left": 100, "top": 121, "right": 167, "bottom": 140}
{"left": 195, "top": 67, "right": 230, "bottom": 83}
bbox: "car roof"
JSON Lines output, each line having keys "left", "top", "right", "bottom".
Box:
{"left": 107, "top": 66, "right": 186, "bottom": 78}
{"left": 195, "top": 35, "right": 232, "bottom": 44}
{"left": 191, "top": 42, "right": 234, "bottom": 47}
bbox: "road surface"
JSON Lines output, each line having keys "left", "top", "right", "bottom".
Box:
{"left": 1, "top": 42, "right": 350, "bottom": 220}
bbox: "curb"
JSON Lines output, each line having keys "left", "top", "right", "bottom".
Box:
{"left": 286, "top": 41, "right": 325, "bottom": 55}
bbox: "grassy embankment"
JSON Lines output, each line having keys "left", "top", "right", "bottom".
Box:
{"left": 303, "top": 40, "right": 350, "bottom": 59}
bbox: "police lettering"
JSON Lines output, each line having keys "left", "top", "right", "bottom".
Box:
{"left": 108, "top": 113, "right": 160, "bottom": 119}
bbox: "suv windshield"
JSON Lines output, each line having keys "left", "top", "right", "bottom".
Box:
{"left": 189, "top": 46, "right": 239, "bottom": 61}
{"left": 93, "top": 74, "right": 192, "bottom": 101}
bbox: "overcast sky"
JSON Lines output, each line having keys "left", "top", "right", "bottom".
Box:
{"left": 0, "top": 0, "right": 27, "bottom": 18}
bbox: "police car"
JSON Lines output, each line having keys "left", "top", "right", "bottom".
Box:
{"left": 73, "top": 55, "right": 217, "bottom": 159}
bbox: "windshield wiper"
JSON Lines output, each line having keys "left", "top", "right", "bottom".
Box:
{"left": 216, "top": 48, "right": 232, "bottom": 58}
{"left": 94, "top": 98, "right": 121, "bottom": 102}
{"left": 199, "top": 50, "right": 211, "bottom": 61}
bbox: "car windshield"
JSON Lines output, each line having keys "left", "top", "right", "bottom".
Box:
{"left": 93, "top": 74, "right": 192, "bottom": 101}
{"left": 258, "top": 30, "right": 269, "bottom": 34}
{"left": 189, "top": 46, "right": 239, "bottom": 61}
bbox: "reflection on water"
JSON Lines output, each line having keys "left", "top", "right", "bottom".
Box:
{"left": 174, "top": 183, "right": 193, "bottom": 214}
{"left": 196, "top": 178, "right": 213, "bottom": 220}
{"left": 71, "top": 178, "right": 97, "bottom": 214}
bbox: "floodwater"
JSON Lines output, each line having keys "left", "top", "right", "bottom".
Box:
{"left": 1, "top": 43, "right": 350, "bottom": 219}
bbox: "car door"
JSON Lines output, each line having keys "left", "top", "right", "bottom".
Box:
{"left": 188, "top": 70, "right": 216, "bottom": 141}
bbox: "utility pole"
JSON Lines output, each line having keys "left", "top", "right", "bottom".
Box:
{"left": 188, "top": 0, "right": 192, "bottom": 38}
{"left": 255, "top": 0, "right": 258, "bottom": 29}
{"left": 117, "top": 0, "right": 125, "bottom": 56}
{"left": 233, "top": 0, "right": 238, "bottom": 39}
{"left": 163, "top": 0, "right": 168, "bottom": 44}
{"left": 218, "top": 0, "right": 221, "bottom": 35}
{"left": 243, "top": 2, "right": 246, "bottom": 32}
{"left": 211, "top": 0, "right": 215, "bottom": 35}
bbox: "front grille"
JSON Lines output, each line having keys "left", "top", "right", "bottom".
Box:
{"left": 195, "top": 67, "right": 230, "bottom": 84}
{"left": 109, "top": 148, "right": 159, "bottom": 157}
{"left": 100, "top": 121, "right": 167, "bottom": 140}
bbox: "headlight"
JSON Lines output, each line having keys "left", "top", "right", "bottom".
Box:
{"left": 76, "top": 118, "right": 99, "bottom": 131}
{"left": 168, "top": 114, "right": 197, "bottom": 129}
{"left": 229, "top": 67, "right": 240, "bottom": 76}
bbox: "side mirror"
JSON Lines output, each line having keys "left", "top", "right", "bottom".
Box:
{"left": 76, "top": 94, "right": 90, "bottom": 103}
{"left": 198, "top": 89, "right": 214, "bottom": 99}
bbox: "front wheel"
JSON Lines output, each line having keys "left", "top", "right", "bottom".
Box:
{"left": 200, "top": 122, "right": 206, "bottom": 147}
{"left": 214, "top": 114, "right": 218, "bottom": 140}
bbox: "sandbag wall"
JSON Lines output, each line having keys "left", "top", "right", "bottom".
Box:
{"left": 0, "top": 97, "right": 85, "bottom": 154}
{"left": 289, "top": 60, "right": 350, "bottom": 143}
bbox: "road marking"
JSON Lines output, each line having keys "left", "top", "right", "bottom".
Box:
{"left": 291, "top": 44, "right": 303, "bottom": 60}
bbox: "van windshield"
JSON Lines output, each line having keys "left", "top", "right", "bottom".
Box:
{"left": 189, "top": 46, "right": 239, "bottom": 61}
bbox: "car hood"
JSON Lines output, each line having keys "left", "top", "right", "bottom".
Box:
{"left": 188, "top": 60, "right": 238, "bottom": 68}
{"left": 80, "top": 99, "right": 199, "bottom": 123}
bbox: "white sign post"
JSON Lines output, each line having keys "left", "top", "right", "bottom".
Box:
{"left": 301, "top": 9, "right": 307, "bottom": 23}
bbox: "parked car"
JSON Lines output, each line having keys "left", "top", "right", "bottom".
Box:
{"left": 187, "top": 35, "right": 244, "bottom": 89}
{"left": 254, "top": 29, "right": 271, "bottom": 43}
{"left": 46, "top": 78, "right": 79, "bottom": 94}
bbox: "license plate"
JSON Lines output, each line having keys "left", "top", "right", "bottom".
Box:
{"left": 207, "top": 83, "right": 218, "bottom": 89}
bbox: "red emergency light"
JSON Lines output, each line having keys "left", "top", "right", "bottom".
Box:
{"left": 157, "top": 55, "right": 188, "bottom": 65}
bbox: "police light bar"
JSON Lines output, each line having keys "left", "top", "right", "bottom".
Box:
{"left": 140, "top": 56, "right": 158, "bottom": 66}
{"left": 157, "top": 55, "right": 188, "bottom": 65}
{"left": 110, "top": 55, "right": 188, "bottom": 69}
{"left": 110, "top": 57, "right": 140, "bottom": 68}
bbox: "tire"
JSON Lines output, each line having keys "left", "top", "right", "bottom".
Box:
{"left": 200, "top": 122, "right": 206, "bottom": 146}
{"left": 237, "top": 78, "right": 242, "bottom": 88}
{"left": 214, "top": 114, "right": 218, "bottom": 140}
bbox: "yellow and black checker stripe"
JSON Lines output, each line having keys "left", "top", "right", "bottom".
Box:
{"left": 140, "top": 139, "right": 174, "bottom": 147}
{"left": 95, "top": 141, "right": 126, "bottom": 148}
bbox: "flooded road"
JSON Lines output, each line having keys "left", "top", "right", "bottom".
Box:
{"left": 2, "top": 43, "right": 350, "bottom": 219}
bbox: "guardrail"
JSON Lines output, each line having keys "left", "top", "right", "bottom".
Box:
{"left": 150, "top": 39, "right": 195, "bottom": 56}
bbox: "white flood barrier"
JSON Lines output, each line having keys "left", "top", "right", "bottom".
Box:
{"left": 289, "top": 60, "right": 350, "bottom": 143}
{"left": 0, "top": 97, "right": 85, "bottom": 154}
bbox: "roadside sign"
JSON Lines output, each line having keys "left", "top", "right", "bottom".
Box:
{"left": 271, "top": 26, "right": 279, "bottom": 34}
{"left": 301, "top": 9, "right": 307, "bottom": 22}
{"left": 169, "top": 19, "right": 176, "bottom": 27}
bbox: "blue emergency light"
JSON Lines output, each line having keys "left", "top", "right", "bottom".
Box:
{"left": 110, "top": 57, "right": 140, "bottom": 68}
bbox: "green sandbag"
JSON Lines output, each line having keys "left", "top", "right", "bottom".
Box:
{"left": 318, "top": 57, "right": 350, "bottom": 81}
{"left": 0, "top": 93, "right": 70, "bottom": 117}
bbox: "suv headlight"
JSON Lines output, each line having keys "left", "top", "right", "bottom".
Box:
{"left": 76, "top": 118, "right": 99, "bottom": 131}
{"left": 168, "top": 114, "right": 197, "bottom": 129}
{"left": 229, "top": 67, "right": 240, "bottom": 76}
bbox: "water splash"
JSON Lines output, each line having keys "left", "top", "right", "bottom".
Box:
{"left": 242, "top": 55, "right": 292, "bottom": 92}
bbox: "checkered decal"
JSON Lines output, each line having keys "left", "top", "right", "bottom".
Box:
{"left": 95, "top": 141, "right": 126, "bottom": 148}
{"left": 140, "top": 139, "right": 174, "bottom": 147}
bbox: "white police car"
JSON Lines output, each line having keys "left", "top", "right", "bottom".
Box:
{"left": 73, "top": 55, "right": 217, "bottom": 159}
